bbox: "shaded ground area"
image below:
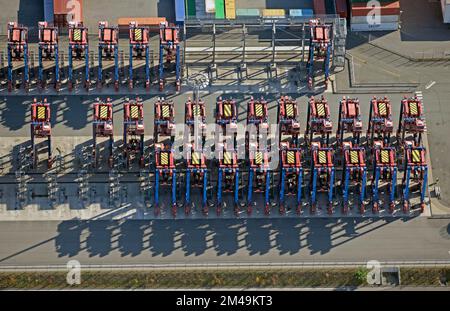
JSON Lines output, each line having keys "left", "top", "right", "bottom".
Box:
{"left": 0, "top": 218, "right": 449, "bottom": 266}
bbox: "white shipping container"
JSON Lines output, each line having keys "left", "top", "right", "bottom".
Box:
{"left": 205, "top": 0, "right": 216, "bottom": 13}
{"left": 351, "top": 22, "right": 399, "bottom": 32}
{"left": 351, "top": 15, "right": 399, "bottom": 24}
{"left": 441, "top": 0, "right": 450, "bottom": 23}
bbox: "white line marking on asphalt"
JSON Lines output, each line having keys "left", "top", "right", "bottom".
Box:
{"left": 425, "top": 81, "right": 436, "bottom": 90}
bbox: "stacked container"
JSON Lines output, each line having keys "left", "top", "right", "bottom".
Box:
{"left": 175, "top": 0, "right": 186, "bottom": 23}
{"left": 441, "top": 0, "right": 450, "bottom": 23}
{"left": 313, "top": 0, "right": 327, "bottom": 15}
{"left": 335, "top": 0, "right": 348, "bottom": 18}
{"left": 215, "top": 0, "right": 225, "bottom": 19}
{"left": 350, "top": 0, "right": 401, "bottom": 31}
{"left": 236, "top": 8, "right": 260, "bottom": 17}
{"left": 186, "top": 0, "right": 197, "bottom": 18}
{"left": 224, "top": 0, "right": 236, "bottom": 19}
{"left": 289, "top": 9, "right": 314, "bottom": 18}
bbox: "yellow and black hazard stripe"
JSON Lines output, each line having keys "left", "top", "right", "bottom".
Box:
{"left": 255, "top": 104, "right": 264, "bottom": 117}
{"left": 285, "top": 104, "right": 294, "bottom": 118}
{"left": 318, "top": 150, "right": 327, "bottom": 164}
{"left": 378, "top": 102, "right": 387, "bottom": 116}
{"left": 316, "top": 103, "right": 325, "bottom": 117}
{"left": 223, "top": 104, "right": 232, "bottom": 117}
{"left": 130, "top": 105, "right": 139, "bottom": 119}
{"left": 409, "top": 102, "right": 418, "bottom": 116}
{"left": 223, "top": 152, "right": 232, "bottom": 165}
{"left": 73, "top": 29, "right": 82, "bottom": 41}
{"left": 380, "top": 150, "right": 390, "bottom": 164}
{"left": 160, "top": 152, "right": 169, "bottom": 166}
{"left": 286, "top": 151, "right": 295, "bottom": 165}
{"left": 411, "top": 149, "right": 421, "bottom": 163}
{"left": 255, "top": 152, "right": 263, "bottom": 165}
{"left": 161, "top": 105, "right": 170, "bottom": 118}
{"left": 37, "top": 106, "right": 46, "bottom": 120}
{"left": 134, "top": 28, "right": 142, "bottom": 41}
{"left": 193, "top": 104, "right": 201, "bottom": 116}
{"left": 350, "top": 150, "right": 359, "bottom": 165}
{"left": 191, "top": 152, "right": 200, "bottom": 165}
{"left": 99, "top": 105, "right": 109, "bottom": 119}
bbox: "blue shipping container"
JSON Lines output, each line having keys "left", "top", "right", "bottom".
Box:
{"left": 175, "top": 0, "right": 186, "bottom": 23}
{"left": 43, "top": 0, "right": 54, "bottom": 23}
{"left": 302, "top": 9, "right": 314, "bottom": 16}
{"left": 289, "top": 9, "right": 314, "bottom": 17}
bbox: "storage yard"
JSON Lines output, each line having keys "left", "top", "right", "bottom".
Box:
{"left": 0, "top": 0, "right": 447, "bottom": 221}
{"left": 0, "top": 0, "right": 448, "bottom": 281}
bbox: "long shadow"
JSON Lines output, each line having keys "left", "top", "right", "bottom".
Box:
{"left": 85, "top": 220, "right": 116, "bottom": 257}
{"left": 272, "top": 218, "right": 302, "bottom": 255}
{"left": 180, "top": 220, "right": 209, "bottom": 256}
{"left": 0, "top": 97, "right": 30, "bottom": 131}
{"left": 244, "top": 218, "right": 272, "bottom": 255}
{"left": 18, "top": 0, "right": 43, "bottom": 41}
{"left": 117, "top": 220, "right": 148, "bottom": 257}
{"left": 210, "top": 219, "right": 243, "bottom": 256}
{"left": 148, "top": 220, "right": 178, "bottom": 257}
{"left": 158, "top": 0, "right": 175, "bottom": 23}
{"left": 61, "top": 96, "right": 91, "bottom": 130}
{"left": 305, "top": 218, "right": 335, "bottom": 255}
{"left": 55, "top": 220, "right": 86, "bottom": 257}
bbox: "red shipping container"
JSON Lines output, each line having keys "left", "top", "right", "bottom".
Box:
{"left": 54, "top": 0, "right": 83, "bottom": 22}
{"left": 335, "top": 0, "right": 348, "bottom": 18}
{"left": 118, "top": 17, "right": 167, "bottom": 27}
{"left": 313, "top": 0, "right": 326, "bottom": 15}
{"left": 351, "top": 1, "right": 400, "bottom": 17}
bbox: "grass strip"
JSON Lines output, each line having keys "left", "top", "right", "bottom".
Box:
{"left": 0, "top": 267, "right": 448, "bottom": 289}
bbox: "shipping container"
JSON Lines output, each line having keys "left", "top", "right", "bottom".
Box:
{"left": 205, "top": 0, "right": 216, "bottom": 13}
{"left": 335, "top": 0, "right": 348, "bottom": 18}
{"left": 351, "top": 21, "right": 398, "bottom": 31}
{"left": 351, "top": 14, "right": 399, "bottom": 23}
{"left": 262, "top": 9, "right": 285, "bottom": 18}
{"left": 314, "top": 0, "right": 327, "bottom": 15}
{"left": 225, "top": 0, "right": 236, "bottom": 19}
{"left": 441, "top": 0, "right": 450, "bottom": 23}
{"left": 44, "top": 0, "right": 54, "bottom": 23}
{"left": 351, "top": 1, "right": 400, "bottom": 16}
{"left": 236, "top": 8, "right": 260, "bottom": 17}
{"left": 54, "top": 0, "right": 83, "bottom": 22}
{"left": 186, "top": 0, "right": 197, "bottom": 17}
{"left": 215, "top": 0, "right": 225, "bottom": 18}
{"left": 289, "top": 9, "right": 302, "bottom": 17}
{"left": 174, "top": 0, "right": 186, "bottom": 23}
{"left": 118, "top": 17, "right": 167, "bottom": 27}
{"left": 325, "top": 0, "right": 336, "bottom": 14}
{"left": 289, "top": 9, "right": 314, "bottom": 17}
{"left": 54, "top": 14, "right": 68, "bottom": 28}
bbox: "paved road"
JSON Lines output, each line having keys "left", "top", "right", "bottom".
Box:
{"left": 0, "top": 218, "right": 449, "bottom": 266}
{"left": 346, "top": 37, "right": 450, "bottom": 207}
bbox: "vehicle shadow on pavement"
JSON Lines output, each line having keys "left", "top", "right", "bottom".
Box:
{"left": 0, "top": 97, "right": 29, "bottom": 132}
{"left": 48, "top": 217, "right": 400, "bottom": 261}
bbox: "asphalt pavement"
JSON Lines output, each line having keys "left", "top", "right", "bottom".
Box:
{"left": 0, "top": 217, "right": 448, "bottom": 266}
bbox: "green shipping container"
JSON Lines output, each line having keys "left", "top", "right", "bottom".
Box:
{"left": 215, "top": 0, "right": 225, "bottom": 18}
{"left": 236, "top": 8, "right": 260, "bottom": 17}
{"left": 186, "top": 0, "right": 196, "bottom": 17}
